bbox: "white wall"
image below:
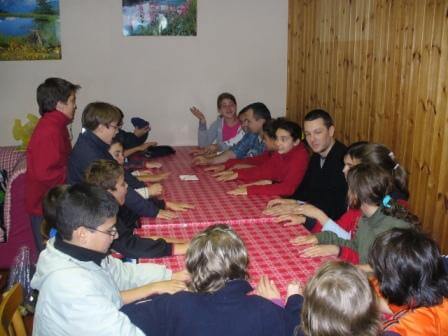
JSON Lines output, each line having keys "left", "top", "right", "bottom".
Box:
{"left": 0, "top": 0, "right": 288, "bottom": 146}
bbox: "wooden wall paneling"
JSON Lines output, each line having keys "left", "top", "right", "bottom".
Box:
{"left": 411, "top": 0, "right": 435, "bottom": 219}
{"left": 287, "top": 0, "right": 448, "bottom": 251}
{"left": 423, "top": 0, "right": 448, "bottom": 247}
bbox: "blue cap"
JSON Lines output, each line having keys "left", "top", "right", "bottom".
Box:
{"left": 131, "top": 117, "right": 150, "bottom": 129}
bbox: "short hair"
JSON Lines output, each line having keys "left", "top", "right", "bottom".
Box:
{"left": 84, "top": 160, "right": 124, "bottom": 191}
{"left": 304, "top": 109, "right": 334, "bottom": 129}
{"left": 240, "top": 102, "right": 271, "bottom": 121}
{"left": 300, "top": 261, "right": 380, "bottom": 336}
{"left": 347, "top": 143, "right": 409, "bottom": 199}
{"left": 186, "top": 224, "right": 248, "bottom": 293}
{"left": 110, "top": 136, "right": 124, "bottom": 148}
{"left": 262, "top": 118, "right": 281, "bottom": 139}
{"left": 276, "top": 119, "right": 303, "bottom": 141}
{"left": 369, "top": 228, "right": 448, "bottom": 308}
{"left": 217, "top": 92, "right": 236, "bottom": 109}
{"left": 36, "top": 78, "right": 80, "bottom": 116}
{"left": 41, "top": 184, "right": 69, "bottom": 239}
{"left": 56, "top": 183, "right": 118, "bottom": 240}
{"left": 82, "top": 102, "right": 123, "bottom": 131}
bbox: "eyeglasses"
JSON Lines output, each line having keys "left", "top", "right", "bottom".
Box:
{"left": 86, "top": 225, "right": 118, "bottom": 237}
{"left": 108, "top": 123, "right": 122, "bottom": 131}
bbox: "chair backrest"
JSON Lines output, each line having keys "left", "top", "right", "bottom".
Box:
{"left": 0, "top": 283, "right": 27, "bottom": 336}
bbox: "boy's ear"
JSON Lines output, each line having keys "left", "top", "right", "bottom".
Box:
{"left": 294, "top": 138, "right": 301, "bottom": 146}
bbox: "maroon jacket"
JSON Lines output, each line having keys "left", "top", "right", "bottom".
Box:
{"left": 26, "top": 110, "right": 71, "bottom": 216}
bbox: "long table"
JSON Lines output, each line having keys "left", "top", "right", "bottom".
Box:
{"left": 137, "top": 146, "right": 332, "bottom": 296}
{"left": 139, "top": 147, "right": 273, "bottom": 226}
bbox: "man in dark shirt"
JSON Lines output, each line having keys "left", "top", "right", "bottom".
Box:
{"left": 292, "top": 109, "right": 347, "bottom": 221}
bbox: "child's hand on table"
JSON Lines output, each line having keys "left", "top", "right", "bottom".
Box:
{"left": 286, "top": 280, "right": 303, "bottom": 299}
{"left": 214, "top": 171, "right": 237, "bottom": 182}
{"left": 147, "top": 183, "right": 163, "bottom": 196}
{"left": 273, "top": 214, "right": 306, "bottom": 226}
{"left": 192, "top": 155, "right": 210, "bottom": 166}
{"left": 204, "top": 164, "right": 226, "bottom": 173}
{"left": 256, "top": 275, "right": 281, "bottom": 301}
{"left": 166, "top": 201, "right": 195, "bottom": 212}
{"left": 227, "top": 186, "right": 247, "bottom": 196}
{"left": 290, "top": 234, "right": 318, "bottom": 246}
{"left": 266, "top": 198, "right": 297, "bottom": 208}
{"left": 299, "top": 244, "right": 340, "bottom": 258}
{"left": 157, "top": 210, "right": 178, "bottom": 220}
{"left": 145, "top": 161, "right": 162, "bottom": 169}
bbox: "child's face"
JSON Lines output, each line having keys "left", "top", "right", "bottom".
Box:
{"left": 275, "top": 128, "right": 298, "bottom": 154}
{"left": 219, "top": 98, "right": 237, "bottom": 119}
{"left": 109, "top": 175, "right": 128, "bottom": 206}
{"left": 239, "top": 112, "right": 249, "bottom": 133}
{"left": 109, "top": 143, "right": 125, "bottom": 165}
{"left": 343, "top": 155, "right": 360, "bottom": 178}
{"left": 262, "top": 133, "right": 278, "bottom": 152}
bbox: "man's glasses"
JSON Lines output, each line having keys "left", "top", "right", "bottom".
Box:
{"left": 86, "top": 225, "right": 118, "bottom": 237}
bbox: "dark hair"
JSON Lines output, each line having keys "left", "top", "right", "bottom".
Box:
{"left": 110, "top": 136, "right": 124, "bottom": 147}
{"left": 84, "top": 160, "right": 124, "bottom": 191}
{"left": 217, "top": 92, "right": 236, "bottom": 109}
{"left": 240, "top": 102, "right": 271, "bottom": 121}
{"left": 186, "top": 224, "right": 248, "bottom": 293}
{"left": 262, "top": 118, "right": 281, "bottom": 139}
{"left": 347, "top": 143, "right": 409, "bottom": 199}
{"left": 41, "top": 185, "right": 69, "bottom": 239}
{"left": 276, "top": 119, "right": 303, "bottom": 141}
{"left": 56, "top": 183, "right": 118, "bottom": 240}
{"left": 36, "top": 78, "right": 80, "bottom": 116}
{"left": 369, "top": 228, "right": 448, "bottom": 308}
{"left": 304, "top": 109, "right": 334, "bottom": 129}
{"left": 82, "top": 102, "right": 123, "bottom": 131}
{"left": 347, "top": 164, "right": 420, "bottom": 228}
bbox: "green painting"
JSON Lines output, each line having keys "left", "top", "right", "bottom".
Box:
{"left": 0, "top": 0, "right": 61, "bottom": 61}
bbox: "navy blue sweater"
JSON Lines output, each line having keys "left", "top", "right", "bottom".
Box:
{"left": 68, "top": 130, "right": 162, "bottom": 217}
{"left": 122, "top": 279, "right": 301, "bottom": 336}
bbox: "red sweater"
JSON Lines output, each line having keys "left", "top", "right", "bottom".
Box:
{"left": 224, "top": 151, "right": 272, "bottom": 169}
{"left": 236, "top": 143, "right": 309, "bottom": 196}
{"left": 26, "top": 110, "right": 72, "bottom": 216}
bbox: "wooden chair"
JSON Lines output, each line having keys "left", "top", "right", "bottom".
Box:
{"left": 0, "top": 283, "right": 27, "bottom": 336}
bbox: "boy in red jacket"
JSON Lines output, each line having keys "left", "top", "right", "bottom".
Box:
{"left": 26, "top": 77, "right": 80, "bottom": 251}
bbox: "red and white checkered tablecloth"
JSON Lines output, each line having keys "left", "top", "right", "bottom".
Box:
{"left": 136, "top": 220, "right": 332, "bottom": 297}
{"left": 140, "top": 146, "right": 275, "bottom": 227}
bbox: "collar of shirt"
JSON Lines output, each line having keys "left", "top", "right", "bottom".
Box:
{"left": 54, "top": 234, "right": 108, "bottom": 266}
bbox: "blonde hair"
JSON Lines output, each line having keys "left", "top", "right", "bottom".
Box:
{"left": 300, "top": 261, "right": 380, "bottom": 336}
{"left": 186, "top": 224, "right": 248, "bottom": 293}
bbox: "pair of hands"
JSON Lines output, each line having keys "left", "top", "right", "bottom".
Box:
{"left": 255, "top": 275, "right": 303, "bottom": 301}
{"left": 156, "top": 202, "right": 195, "bottom": 220}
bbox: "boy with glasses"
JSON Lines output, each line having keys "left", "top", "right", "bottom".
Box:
{"left": 31, "top": 183, "right": 188, "bottom": 336}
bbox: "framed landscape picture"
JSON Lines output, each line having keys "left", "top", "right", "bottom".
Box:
{"left": 0, "top": 0, "right": 61, "bottom": 61}
{"left": 122, "top": 0, "right": 197, "bottom": 36}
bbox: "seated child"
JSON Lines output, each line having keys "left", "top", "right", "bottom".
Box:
{"left": 85, "top": 159, "right": 189, "bottom": 258}
{"left": 190, "top": 92, "right": 244, "bottom": 155}
{"left": 40, "top": 185, "right": 69, "bottom": 242}
{"left": 220, "top": 119, "right": 309, "bottom": 197}
{"left": 109, "top": 138, "right": 170, "bottom": 183}
{"left": 267, "top": 142, "right": 409, "bottom": 263}
{"left": 31, "top": 183, "right": 188, "bottom": 336}
{"left": 121, "top": 224, "right": 301, "bottom": 336}
{"left": 369, "top": 228, "right": 448, "bottom": 336}
{"left": 205, "top": 118, "right": 280, "bottom": 174}
{"left": 291, "top": 163, "right": 420, "bottom": 264}
{"left": 294, "top": 261, "right": 381, "bottom": 336}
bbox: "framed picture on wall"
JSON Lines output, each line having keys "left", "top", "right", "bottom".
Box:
{"left": 0, "top": 0, "right": 61, "bottom": 61}
{"left": 122, "top": 0, "right": 197, "bottom": 36}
